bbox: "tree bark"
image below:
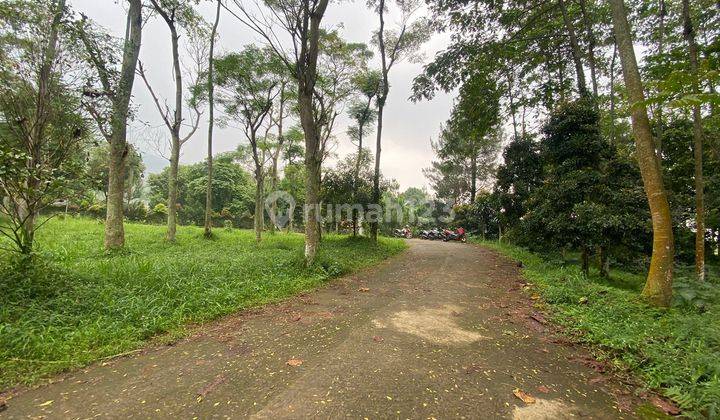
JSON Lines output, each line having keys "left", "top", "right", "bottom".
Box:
{"left": 370, "top": 0, "right": 388, "bottom": 243}
{"left": 505, "top": 66, "right": 519, "bottom": 140}
{"left": 682, "top": 0, "right": 705, "bottom": 281}
{"left": 610, "top": 0, "right": 674, "bottom": 306}
{"left": 598, "top": 246, "right": 609, "bottom": 278}
{"left": 270, "top": 82, "right": 287, "bottom": 234}
{"left": 254, "top": 171, "right": 264, "bottom": 242}
{"left": 470, "top": 153, "right": 477, "bottom": 203}
{"left": 558, "top": 0, "right": 588, "bottom": 95}
{"left": 204, "top": 0, "right": 221, "bottom": 238}
{"left": 167, "top": 138, "right": 180, "bottom": 241}
{"left": 166, "top": 21, "right": 182, "bottom": 242}
{"left": 105, "top": 0, "right": 142, "bottom": 250}
{"left": 609, "top": 38, "right": 618, "bottom": 145}
{"left": 371, "top": 102, "right": 385, "bottom": 242}
{"left": 581, "top": 245, "right": 590, "bottom": 277}
{"left": 655, "top": 0, "right": 667, "bottom": 160}
{"left": 17, "top": 0, "right": 66, "bottom": 253}
{"left": 352, "top": 123, "right": 364, "bottom": 237}
{"left": 577, "top": 0, "right": 598, "bottom": 97}
{"left": 297, "top": 0, "right": 329, "bottom": 265}
{"left": 300, "top": 92, "right": 322, "bottom": 263}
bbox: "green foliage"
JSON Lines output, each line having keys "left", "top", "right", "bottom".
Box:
{"left": 85, "top": 143, "right": 145, "bottom": 200}
{"left": 0, "top": 218, "right": 407, "bottom": 389}
{"left": 494, "top": 135, "right": 543, "bottom": 227}
{"left": 477, "top": 240, "right": 720, "bottom": 418}
{"left": 147, "top": 153, "right": 255, "bottom": 227}
{"left": 515, "top": 98, "right": 651, "bottom": 267}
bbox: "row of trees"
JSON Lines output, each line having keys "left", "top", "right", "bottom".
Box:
{"left": 416, "top": 0, "right": 719, "bottom": 306}
{"left": 0, "top": 0, "right": 432, "bottom": 265}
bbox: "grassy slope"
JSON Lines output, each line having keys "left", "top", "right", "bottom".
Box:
{"left": 0, "top": 218, "right": 406, "bottom": 390}
{"left": 474, "top": 240, "right": 720, "bottom": 418}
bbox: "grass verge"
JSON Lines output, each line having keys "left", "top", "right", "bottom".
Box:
{"left": 473, "top": 239, "right": 719, "bottom": 419}
{"left": 0, "top": 218, "right": 406, "bottom": 390}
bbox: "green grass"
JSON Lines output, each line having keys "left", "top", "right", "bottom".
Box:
{"left": 472, "top": 239, "right": 720, "bottom": 419}
{"left": 0, "top": 217, "right": 406, "bottom": 390}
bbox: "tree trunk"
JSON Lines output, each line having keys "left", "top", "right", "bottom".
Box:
{"left": 577, "top": 0, "right": 598, "bottom": 97}
{"left": 254, "top": 171, "right": 264, "bottom": 243}
{"left": 370, "top": 0, "right": 388, "bottom": 243}
{"left": 558, "top": 0, "right": 588, "bottom": 95}
{"left": 598, "top": 246, "right": 609, "bottom": 278}
{"left": 505, "top": 66, "right": 519, "bottom": 140}
{"left": 655, "top": 0, "right": 667, "bottom": 160}
{"left": 352, "top": 124, "right": 364, "bottom": 237}
{"left": 17, "top": 0, "right": 66, "bottom": 254}
{"left": 682, "top": 0, "right": 705, "bottom": 281}
{"left": 581, "top": 245, "right": 590, "bottom": 277}
{"left": 270, "top": 83, "right": 286, "bottom": 234}
{"left": 371, "top": 102, "right": 385, "bottom": 242}
{"left": 105, "top": 0, "right": 142, "bottom": 250}
{"left": 166, "top": 21, "right": 183, "bottom": 243}
{"left": 299, "top": 90, "right": 322, "bottom": 263}
{"left": 470, "top": 153, "right": 477, "bottom": 203}
{"left": 167, "top": 136, "right": 180, "bottom": 241}
{"left": 610, "top": 0, "right": 674, "bottom": 306}
{"left": 204, "top": 0, "right": 221, "bottom": 238}
{"left": 295, "top": 0, "right": 329, "bottom": 265}
{"left": 609, "top": 38, "right": 618, "bottom": 145}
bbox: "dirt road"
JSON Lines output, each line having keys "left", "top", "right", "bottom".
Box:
{"left": 3, "top": 240, "right": 633, "bottom": 419}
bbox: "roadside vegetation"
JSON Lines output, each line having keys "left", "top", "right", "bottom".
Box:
{"left": 0, "top": 217, "right": 406, "bottom": 389}
{"left": 474, "top": 239, "right": 719, "bottom": 418}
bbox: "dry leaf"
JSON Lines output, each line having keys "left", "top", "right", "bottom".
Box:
{"left": 38, "top": 400, "right": 54, "bottom": 407}
{"left": 513, "top": 388, "right": 536, "bottom": 404}
{"left": 650, "top": 396, "right": 681, "bottom": 415}
{"left": 358, "top": 287, "right": 370, "bottom": 292}
{"left": 286, "top": 358, "right": 303, "bottom": 367}
{"left": 372, "top": 335, "right": 383, "bottom": 343}
{"left": 536, "top": 385, "right": 551, "bottom": 394}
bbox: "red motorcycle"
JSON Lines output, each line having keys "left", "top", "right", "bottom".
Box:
{"left": 443, "top": 227, "right": 466, "bottom": 243}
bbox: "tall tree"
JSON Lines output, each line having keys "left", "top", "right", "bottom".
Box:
{"left": 609, "top": 0, "right": 674, "bottom": 306}
{"left": 682, "top": 0, "right": 705, "bottom": 281}
{"left": 442, "top": 72, "right": 501, "bottom": 203}
{"left": 204, "top": 0, "right": 221, "bottom": 238}
{"left": 228, "top": 0, "right": 331, "bottom": 263}
{"left": 347, "top": 70, "right": 381, "bottom": 235}
{"left": 268, "top": 79, "right": 294, "bottom": 234}
{"left": 215, "top": 46, "right": 283, "bottom": 242}
{"left": 77, "top": 0, "right": 143, "bottom": 250}
{"left": 141, "top": 0, "right": 205, "bottom": 242}
{"left": 368, "top": 0, "right": 430, "bottom": 241}
{"left": 0, "top": 0, "right": 90, "bottom": 254}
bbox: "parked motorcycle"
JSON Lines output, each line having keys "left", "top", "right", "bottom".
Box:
{"left": 393, "top": 228, "right": 413, "bottom": 239}
{"left": 443, "top": 228, "right": 467, "bottom": 243}
{"left": 425, "top": 228, "right": 442, "bottom": 240}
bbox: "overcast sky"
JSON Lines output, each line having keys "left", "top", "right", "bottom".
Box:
{"left": 69, "top": 0, "right": 455, "bottom": 192}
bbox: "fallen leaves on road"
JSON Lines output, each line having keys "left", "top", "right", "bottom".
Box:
{"left": 38, "top": 400, "right": 54, "bottom": 407}
{"left": 358, "top": 287, "right": 370, "bottom": 292}
{"left": 513, "top": 388, "right": 536, "bottom": 404}
{"left": 372, "top": 335, "right": 384, "bottom": 343}
{"left": 286, "top": 358, "right": 303, "bottom": 367}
